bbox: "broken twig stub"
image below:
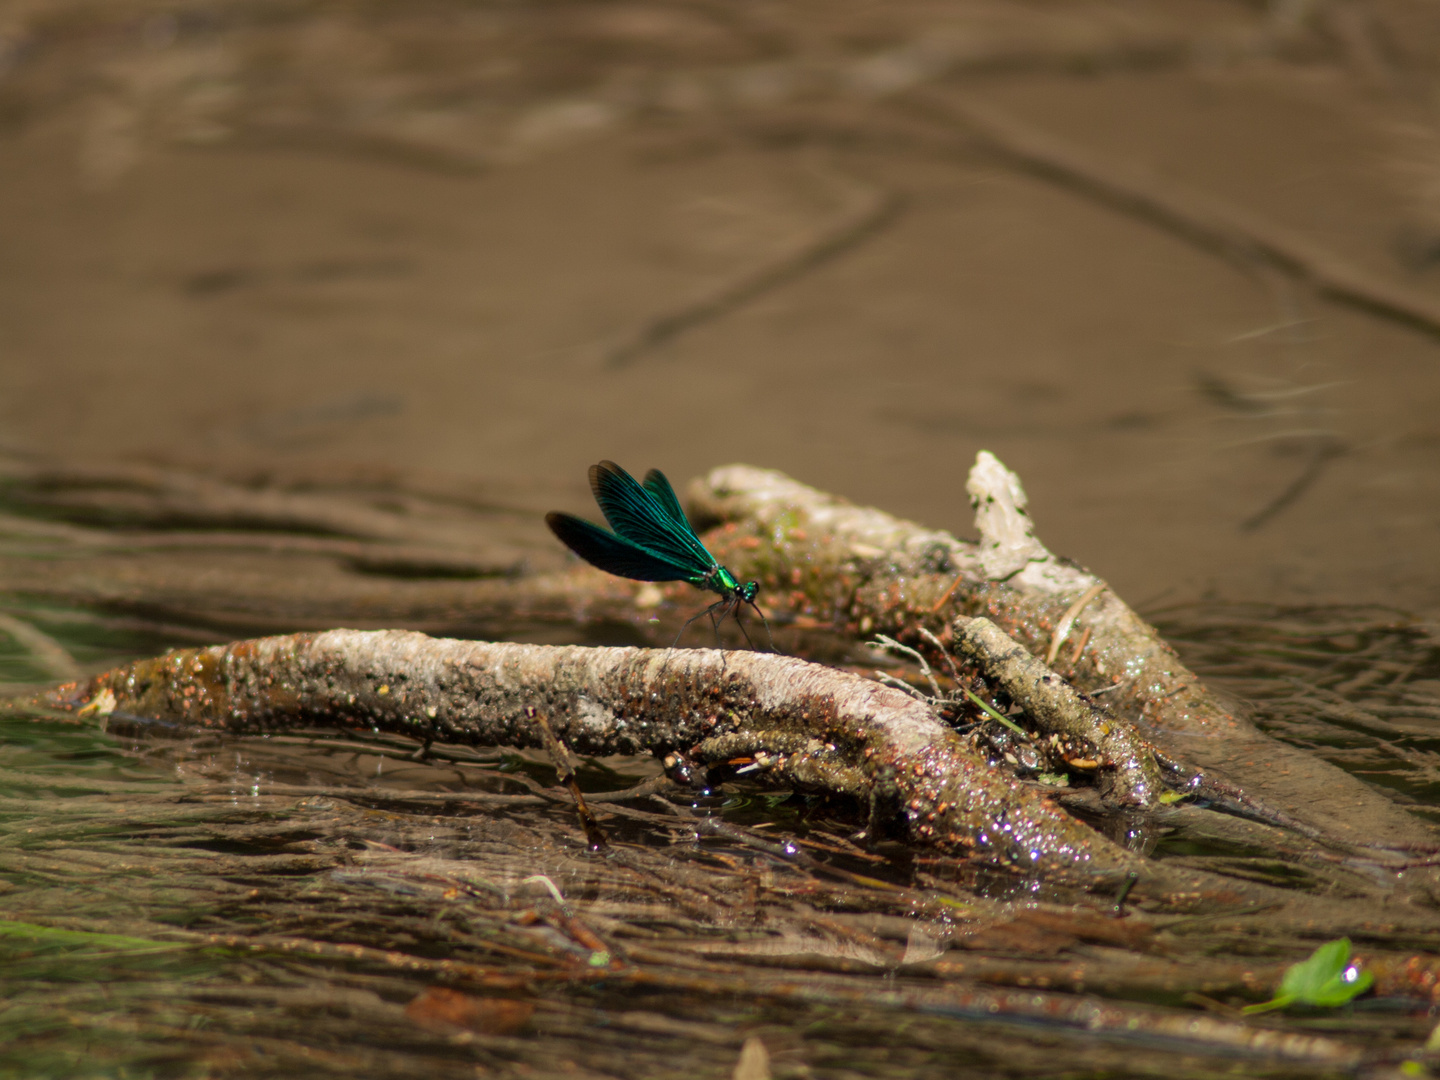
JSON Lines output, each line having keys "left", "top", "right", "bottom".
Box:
{"left": 953, "top": 616, "right": 1163, "bottom": 806}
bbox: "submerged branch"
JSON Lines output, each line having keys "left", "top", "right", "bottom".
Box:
{"left": 604, "top": 179, "right": 903, "bottom": 369}
{"left": 899, "top": 88, "right": 1440, "bottom": 344}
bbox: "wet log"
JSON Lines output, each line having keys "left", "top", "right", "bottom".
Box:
{"left": 686, "top": 453, "right": 1436, "bottom": 851}
{"left": 38, "top": 630, "right": 1137, "bottom": 876}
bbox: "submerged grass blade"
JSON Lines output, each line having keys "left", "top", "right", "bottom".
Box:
{"left": 961, "top": 686, "right": 1029, "bottom": 738}
{"left": 0, "top": 919, "right": 184, "bottom": 953}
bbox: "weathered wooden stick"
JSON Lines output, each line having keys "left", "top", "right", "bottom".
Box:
{"left": 687, "top": 454, "right": 1436, "bottom": 850}
{"left": 953, "top": 616, "right": 1163, "bottom": 806}
{"left": 39, "top": 630, "right": 1136, "bottom": 875}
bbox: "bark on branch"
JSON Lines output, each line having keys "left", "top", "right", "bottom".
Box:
{"left": 953, "top": 616, "right": 1163, "bottom": 805}
{"left": 686, "top": 454, "right": 1435, "bottom": 851}
{"left": 40, "top": 631, "right": 1136, "bottom": 876}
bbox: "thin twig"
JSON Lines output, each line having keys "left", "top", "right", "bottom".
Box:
{"left": 1045, "top": 583, "right": 1106, "bottom": 666}
{"left": 0, "top": 612, "right": 81, "bottom": 681}
{"left": 870, "top": 634, "right": 941, "bottom": 698}
{"left": 530, "top": 706, "right": 608, "bottom": 851}
{"left": 872, "top": 671, "right": 928, "bottom": 701}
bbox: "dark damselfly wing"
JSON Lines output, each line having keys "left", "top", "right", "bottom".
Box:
{"left": 641, "top": 468, "right": 688, "bottom": 529}
{"left": 549, "top": 462, "right": 773, "bottom": 649}
{"left": 588, "top": 461, "right": 714, "bottom": 575}
{"left": 545, "top": 512, "right": 695, "bottom": 583}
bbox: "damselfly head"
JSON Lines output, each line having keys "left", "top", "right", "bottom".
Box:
{"left": 739, "top": 581, "right": 759, "bottom": 603}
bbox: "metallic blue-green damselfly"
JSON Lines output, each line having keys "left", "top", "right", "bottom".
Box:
{"left": 546, "top": 461, "right": 772, "bottom": 649}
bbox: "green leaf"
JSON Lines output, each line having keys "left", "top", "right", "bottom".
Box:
{"left": 1242, "top": 938, "right": 1373, "bottom": 1014}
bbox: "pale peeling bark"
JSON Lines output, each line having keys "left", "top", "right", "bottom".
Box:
{"left": 41, "top": 631, "right": 1135, "bottom": 875}
{"left": 687, "top": 455, "right": 1435, "bottom": 850}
